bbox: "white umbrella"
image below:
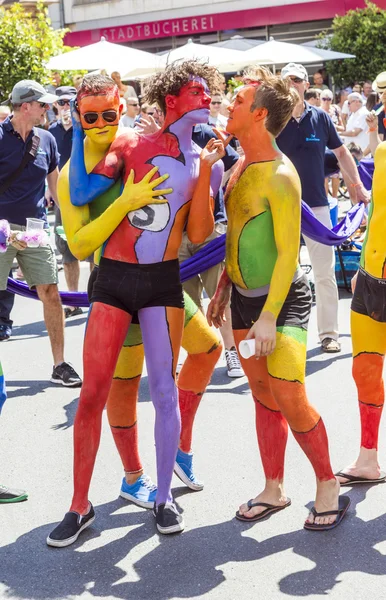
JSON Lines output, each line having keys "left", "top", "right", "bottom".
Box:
{"left": 302, "top": 41, "right": 355, "bottom": 61}
{"left": 159, "top": 39, "right": 246, "bottom": 73}
{"left": 210, "top": 35, "right": 265, "bottom": 52}
{"left": 242, "top": 39, "right": 327, "bottom": 67}
{"left": 47, "top": 37, "right": 162, "bottom": 77}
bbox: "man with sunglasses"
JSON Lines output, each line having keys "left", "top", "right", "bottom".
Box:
{"left": 49, "top": 86, "right": 93, "bottom": 319}
{"left": 120, "top": 96, "right": 139, "bottom": 128}
{"left": 0, "top": 80, "right": 82, "bottom": 386}
{"left": 277, "top": 63, "right": 369, "bottom": 354}
{"left": 208, "top": 92, "right": 228, "bottom": 129}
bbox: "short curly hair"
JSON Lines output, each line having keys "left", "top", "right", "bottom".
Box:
{"left": 242, "top": 66, "right": 299, "bottom": 136}
{"left": 145, "top": 59, "right": 221, "bottom": 113}
{"left": 77, "top": 74, "right": 119, "bottom": 103}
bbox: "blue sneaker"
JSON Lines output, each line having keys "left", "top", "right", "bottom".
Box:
{"left": 120, "top": 474, "right": 157, "bottom": 509}
{"left": 174, "top": 448, "right": 204, "bottom": 491}
{"left": 0, "top": 324, "right": 11, "bottom": 341}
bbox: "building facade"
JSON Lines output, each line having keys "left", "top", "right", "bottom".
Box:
{"left": 63, "top": 0, "right": 386, "bottom": 51}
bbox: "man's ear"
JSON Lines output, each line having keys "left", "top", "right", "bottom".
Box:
{"left": 254, "top": 106, "right": 268, "bottom": 122}
{"left": 165, "top": 94, "right": 177, "bottom": 110}
{"left": 305, "top": 81, "right": 310, "bottom": 91}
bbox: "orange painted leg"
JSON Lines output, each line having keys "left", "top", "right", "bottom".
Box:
{"left": 353, "top": 353, "right": 384, "bottom": 450}
{"left": 178, "top": 298, "right": 222, "bottom": 452}
{"left": 233, "top": 329, "right": 288, "bottom": 480}
{"left": 71, "top": 302, "right": 131, "bottom": 514}
{"left": 107, "top": 376, "right": 142, "bottom": 473}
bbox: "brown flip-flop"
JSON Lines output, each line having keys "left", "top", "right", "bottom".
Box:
{"left": 335, "top": 470, "right": 386, "bottom": 486}
{"left": 304, "top": 495, "right": 350, "bottom": 531}
{"left": 235, "top": 498, "right": 291, "bottom": 522}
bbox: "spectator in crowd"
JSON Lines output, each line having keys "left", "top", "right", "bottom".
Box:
{"left": 45, "top": 71, "right": 62, "bottom": 125}
{"left": 366, "top": 91, "right": 379, "bottom": 112}
{"left": 208, "top": 91, "right": 228, "bottom": 129}
{"left": 304, "top": 88, "right": 321, "bottom": 106}
{"left": 352, "top": 82, "right": 362, "bottom": 95}
{"left": 0, "top": 106, "right": 10, "bottom": 123}
{"left": 320, "top": 89, "right": 343, "bottom": 201}
{"left": 340, "top": 92, "right": 369, "bottom": 152}
{"left": 49, "top": 86, "right": 93, "bottom": 318}
{"left": 120, "top": 96, "right": 139, "bottom": 128}
{"left": 372, "top": 71, "right": 386, "bottom": 142}
{"left": 362, "top": 80, "right": 373, "bottom": 99}
{"left": 312, "top": 71, "right": 328, "bottom": 90}
{"left": 0, "top": 361, "right": 28, "bottom": 503}
{"left": 337, "top": 89, "right": 350, "bottom": 127}
{"left": 277, "top": 63, "right": 369, "bottom": 353}
{"left": 110, "top": 71, "right": 137, "bottom": 99}
{"left": 0, "top": 107, "right": 13, "bottom": 340}
{"left": 73, "top": 75, "right": 83, "bottom": 90}
{"left": 320, "top": 89, "right": 343, "bottom": 128}
{"left": 0, "top": 80, "right": 82, "bottom": 386}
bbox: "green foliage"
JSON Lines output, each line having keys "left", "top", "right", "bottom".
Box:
{"left": 319, "top": 1, "right": 386, "bottom": 87}
{"left": 0, "top": 2, "right": 85, "bottom": 100}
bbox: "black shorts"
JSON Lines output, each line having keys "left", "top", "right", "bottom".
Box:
{"left": 351, "top": 268, "right": 386, "bottom": 323}
{"left": 231, "top": 274, "right": 312, "bottom": 330}
{"left": 90, "top": 257, "right": 184, "bottom": 317}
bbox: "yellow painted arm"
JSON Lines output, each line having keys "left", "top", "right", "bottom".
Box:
{"left": 58, "top": 166, "right": 172, "bottom": 261}
{"left": 262, "top": 166, "right": 301, "bottom": 319}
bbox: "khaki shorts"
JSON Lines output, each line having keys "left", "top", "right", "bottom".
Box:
{"left": 0, "top": 224, "right": 58, "bottom": 290}
{"left": 178, "top": 223, "right": 226, "bottom": 311}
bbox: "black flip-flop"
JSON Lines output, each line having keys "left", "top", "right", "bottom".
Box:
{"left": 235, "top": 498, "right": 291, "bottom": 522}
{"left": 335, "top": 470, "right": 386, "bottom": 486}
{"left": 304, "top": 495, "right": 350, "bottom": 531}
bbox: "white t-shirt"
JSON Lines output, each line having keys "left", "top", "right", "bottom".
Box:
{"left": 120, "top": 115, "right": 136, "bottom": 128}
{"left": 208, "top": 113, "right": 228, "bottom": 130}
{"left": 344, "top": 106, "right": 369, "bottom": 151}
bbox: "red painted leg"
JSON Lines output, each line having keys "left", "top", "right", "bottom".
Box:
{"left": 178, "top": 389, "right": 202, "bottom": 453}
{"left": 254, "top": 397, "right": 288, "bottom": 481}
{"left": 70, "top": 303, "right": 131, "bottom": 514}
{"left": 292, "top": 419, "right": 335, "bottom": 481}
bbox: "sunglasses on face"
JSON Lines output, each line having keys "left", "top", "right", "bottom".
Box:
{"left": 31, "top": 101, "right": 48, "bottom": 108}
{"left": 211, "top": 101, "right": 222, "bottom": 105}
{"left": 128, "top": 103, "right": 139, "bottom": 107}
{"left": 57, "top": 99, "right": 71, "bottom": 106}
{"left": 322, "top": 98, "right": 332, "bottom": 101}
{"left": 82, "top": 110, "right": 118, "bottom": 125}
{"left": 289, "top": 77, "right": 304, "bottom": 84}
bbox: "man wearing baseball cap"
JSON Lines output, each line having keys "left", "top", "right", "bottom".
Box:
{"left": 0, "top": 79, "right": 81, "bottom": 386}
{"left": 49, "top": 86, "right": 93, "bottom": 319}
{"left": 276, "top": 63, "right": 369, "bottom": 353}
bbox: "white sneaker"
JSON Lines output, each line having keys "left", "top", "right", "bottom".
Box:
{"left": 225, "top": 347, "right": 244, "bottom": 378}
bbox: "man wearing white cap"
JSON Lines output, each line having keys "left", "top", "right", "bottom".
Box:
{"left": 0, "top": 80, "right": 81, "bottom": 386}
{"left": 277, "top": 64, "right": 370, "bottom": 353}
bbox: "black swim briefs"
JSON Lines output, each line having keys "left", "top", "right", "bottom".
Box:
{"left": 231, "top": 273, "right": 312, "bottom": 330}
{"left": 90, "top": 257, "right": 184, "bottom": 316}
{"left": 351, "top": 268, "right": 386, "bottom": 323}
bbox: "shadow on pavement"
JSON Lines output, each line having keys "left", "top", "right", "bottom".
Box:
{"left": 1, "top": 486, "right": 386, "bottom": 599}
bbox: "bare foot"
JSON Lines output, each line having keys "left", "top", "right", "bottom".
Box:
{"left": 238, "top": 482, "right": 288, "bottom": 519}
{"left": 336, "top": 448, "right": 382, "bottom": 484}
{"left": 305, "top": 477, "right": 340, "bottom": 526}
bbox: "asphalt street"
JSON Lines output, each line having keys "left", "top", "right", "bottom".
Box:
{"left": 1, "top": 260, "right": 386, "bottom": 600}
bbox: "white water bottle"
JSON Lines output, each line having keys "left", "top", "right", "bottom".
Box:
{"left": 238, "top": 339, "right": 255, "bottom": 359}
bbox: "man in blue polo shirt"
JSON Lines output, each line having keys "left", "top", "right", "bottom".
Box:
{"left": 277, "top": 63, "right": 370, "bottom": 353}
{"left": 49, "top": 86, "right": 91, "bottom": 319}
{"left": 0, "top": 79, "right": 81, "bottom": 386}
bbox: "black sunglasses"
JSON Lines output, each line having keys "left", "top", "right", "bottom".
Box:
{"left": 82, "top": 110, "right": 118, "bottom": 125}
{"left": 289, "top": 76, "right": 304, "bottom": 84}
{"left": 211, "top": 101, "right": 222, "bottom": 105}
{"left": 57, "top": 99, "right": 71, "bottom": 106}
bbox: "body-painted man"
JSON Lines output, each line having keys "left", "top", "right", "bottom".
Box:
{"left": 208, "top": 68, "right": 350, "bottom": 531}
{"left": 51, "top": 74, "right": 222, "bottom": 511}
{"left": 48, "top": 63, "right": 225, "bottom": 545}
{"left": 335, "top": 127, "right": 386, "bottom": 486}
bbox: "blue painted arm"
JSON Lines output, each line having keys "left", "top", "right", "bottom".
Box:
{"left": 69, "top": 128, "right": 114, "bottom": 206}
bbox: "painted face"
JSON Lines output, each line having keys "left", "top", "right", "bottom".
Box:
{"left": 78, "top": 92, "right": 121, "bottom": 145}
{"left": 227, "top": 85, "right": 257, "bottom": 136}
{"left": 169, "top": 78, "right": 211, "bottom": 122}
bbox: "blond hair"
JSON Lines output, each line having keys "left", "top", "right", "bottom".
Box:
{"left": 243, "top": 66, "right": 300, "bottom": 136}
